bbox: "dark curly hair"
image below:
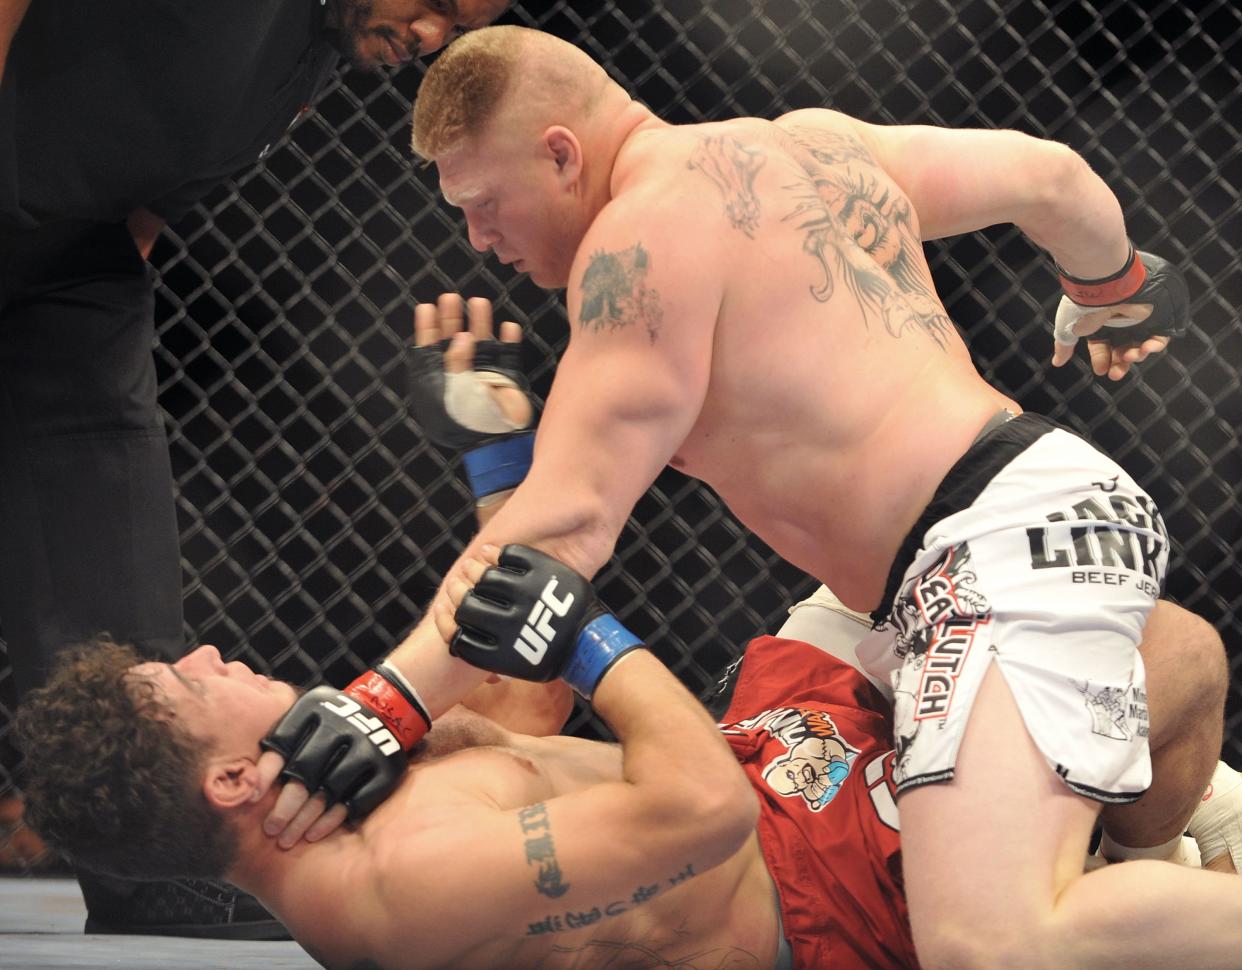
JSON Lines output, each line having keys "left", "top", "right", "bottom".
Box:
{"left": 13, "top": 639, "right": 239, "bottom": 879}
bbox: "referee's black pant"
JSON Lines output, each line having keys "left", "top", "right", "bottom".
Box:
{"left": 0, "top": 218, "right": 183, "bottom": 698}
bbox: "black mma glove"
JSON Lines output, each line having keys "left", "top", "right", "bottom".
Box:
{"left": 406, "top": 335, "right": 537, "bottom": 502}
{"left": 1054, "top": 244, "right": 1190, "bottom": 349}
{"left": 260, "top": 661, "right": 432, "bottom": 821}
{"left": 450, "top": 545, "right": 644, "bottom": 700}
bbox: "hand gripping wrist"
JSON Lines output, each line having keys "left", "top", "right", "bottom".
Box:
{"left": 450, "top": 545, "right": 644, "bottom": 699}
{"left": 1055, "top": 244, "right": 1190, "bottom": 346}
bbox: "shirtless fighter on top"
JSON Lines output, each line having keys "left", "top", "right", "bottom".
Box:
{"left": 257, "top": 25, "right": 1238, "bottom": 970}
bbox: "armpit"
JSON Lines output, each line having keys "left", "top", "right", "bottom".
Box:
{"left": 414, "top": 705, "right": 511, "bottom": 760}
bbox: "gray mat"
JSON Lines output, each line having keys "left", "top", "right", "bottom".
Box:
{"left": 0, "top": 878, "right": 319, "bottom": 969}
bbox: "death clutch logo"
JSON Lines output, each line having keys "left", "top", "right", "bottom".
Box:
{"left": 882, "top": 543, "right": 992, "bottom": 722}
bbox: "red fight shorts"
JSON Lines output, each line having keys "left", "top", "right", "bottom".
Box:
{"left": 720, "top": 636, "right": 919, "bottom": 970}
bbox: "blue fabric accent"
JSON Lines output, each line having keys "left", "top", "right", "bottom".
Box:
{"left": 562, "top": 614, "right": 643, "bottom": 699}
{"left": 462, "top": 432, "right": 535, "bottom": 499}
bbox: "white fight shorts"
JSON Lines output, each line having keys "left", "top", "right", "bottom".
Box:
{"left": 856, "top": 412, "right": 1167, "bottom": 804}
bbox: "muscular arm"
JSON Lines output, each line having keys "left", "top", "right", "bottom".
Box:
{"left": 383, "top": 190, "right": 722, "bottom": 714}
{"left": 843, "top": 113, "right": 1130, "bottom": 279}
{"left": 0, "top": 0, "right": 31, "bottom": 79}
{"left": 476, "top": 193, "right": 720, "bottom": 574}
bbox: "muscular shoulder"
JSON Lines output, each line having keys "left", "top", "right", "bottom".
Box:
{"left": 615, "top": 118, "right": 780, "bottom": 192}
{"left": 591, "top": 118, "right": 792, "bottom": 273}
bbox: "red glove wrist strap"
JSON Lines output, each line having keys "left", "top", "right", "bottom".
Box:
{"left": 1058, "top": 244, "right": 1147, "bottom": 306}
{"left": 346, "top": 670, "right": 431, "bottom": 751}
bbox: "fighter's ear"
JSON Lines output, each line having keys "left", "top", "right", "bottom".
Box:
{"left": 203, "top": 757, "right": 263, "bottom": 811}
{"left": 542, "top": 125, "right": 582, "bottom": 187}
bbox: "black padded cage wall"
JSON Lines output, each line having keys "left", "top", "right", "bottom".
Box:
{"left": 2, "top": 0, "right": 1240, "bottom": 870}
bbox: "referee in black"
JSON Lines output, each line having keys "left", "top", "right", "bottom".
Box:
{"left": 1, "top": 0, "right": 504, "bottom": 938}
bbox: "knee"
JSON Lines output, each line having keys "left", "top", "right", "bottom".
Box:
{"left": 1144, "top": 601, "right": 1229, "bottom": 709}
{"left": 1178, "top": 609, "right": 1229, "bottom": 705}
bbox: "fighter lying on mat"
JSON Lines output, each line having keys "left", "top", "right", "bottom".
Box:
{"left": 19, "top": 545, "right": 1238, "bottom": 970}
{"left": 14, "top": 550, "right": 910, "bottom": 970}
{"left": 17, "top": 308, "right": 1240, "bottom": 970}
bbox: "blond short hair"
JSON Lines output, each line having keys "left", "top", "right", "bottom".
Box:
{"left": 411, "top": 26, "right": 611, "bottom": 161}
{"left": 411, "top": 26, "right": 524, "bottom": 160}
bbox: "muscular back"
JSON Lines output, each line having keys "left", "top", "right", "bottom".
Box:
{"left": 578, "top": 109, "right": 1015, "bottom": 607}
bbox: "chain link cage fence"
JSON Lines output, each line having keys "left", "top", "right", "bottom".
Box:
{"left": 2, "top": 0, "right": 1239, "bottom": 872}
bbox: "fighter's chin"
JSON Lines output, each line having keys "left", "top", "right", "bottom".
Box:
{"left": 524, "top": 265, "right": 570, "bottom": 290}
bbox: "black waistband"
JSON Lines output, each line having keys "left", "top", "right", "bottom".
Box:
{"left": 870, "top": 411, "right": 1061, "bottom": 624}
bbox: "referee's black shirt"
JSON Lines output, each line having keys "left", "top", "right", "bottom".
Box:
{"left": 1, "top": 0, "right": 340, "bottom": 229}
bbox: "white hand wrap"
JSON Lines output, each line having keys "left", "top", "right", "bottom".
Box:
{"left": 443, "top": 371, "right": 528, "bottom": 435}
{"left": 1053, "top": 295, "right": 1153, "bottom": 351}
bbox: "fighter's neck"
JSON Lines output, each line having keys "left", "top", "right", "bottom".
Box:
{"left": 223, "top": 805, "right": 328, "bottom": 902}
{"left": 603, "top": 100, "right": 667, "bottom": 200}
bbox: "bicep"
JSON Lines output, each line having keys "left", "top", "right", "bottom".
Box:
{"left": 561, "top": 223, "right": 718, "bottom": 440}
{"left": 478, "top": 206, "right": 722, "bottom": 571}
{"left": 856, "top": 121, "right": 1073, "bottom": 240}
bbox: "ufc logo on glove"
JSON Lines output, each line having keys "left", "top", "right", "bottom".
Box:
{"left": 515, "top": 578, "right": 575, "bottom": 664}
{"left": 319, "top": 695, "right": 402, "bottom": 756}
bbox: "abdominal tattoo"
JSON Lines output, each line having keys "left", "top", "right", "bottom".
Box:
{"left": 525, "top": 862, "right": 697, "bottom": 937}
{"left": 578, "top": 243, "right": 664, "bottom": 344}
{"left": 533, "top": 940, "right": 763, "bottom": 968}
{"left": 781, "top": 125, "right": 954, "bottom": 348}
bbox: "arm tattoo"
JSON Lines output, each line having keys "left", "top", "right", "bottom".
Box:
{"left": 578, "top": 243, "right": 663, "bottom": 344}
{"left": 781, "top": 125, "right": 955, "bottom": 349}
{"left": 519, "top": 802, "right": 571, "bottom": 899}
{"left": 688, "top": 135, "right": 767, "bottom": 238}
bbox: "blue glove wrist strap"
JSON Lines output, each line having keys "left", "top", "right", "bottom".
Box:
{"left": 562, "top": 614, "right": 643, "bottom": 699}
{"left": 462, "top": 432, "right": 535, "bottom": 500}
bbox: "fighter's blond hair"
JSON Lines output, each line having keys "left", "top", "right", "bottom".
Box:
{"left": 411, "top": 26, "right": 612, "bottom": 161}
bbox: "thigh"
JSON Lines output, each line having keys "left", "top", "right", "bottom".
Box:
{"left": 898, "top": 664, "right": 1099, "bottom": 952}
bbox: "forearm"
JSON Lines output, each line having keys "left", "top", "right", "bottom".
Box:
{"left": 385, "top": 612, "right": 491, "bottom": 722}
{"left": 0, "top": 0, "right": 32, "bottom": 80}
{"left": 459, "top": 677, "right": 573, "bottom": 735}
{"left": 381, "top": 477, "right": 618, "bottom": 713}
{"left": 593, "top": 650, "right": 758, "bottom": 864}
{"left": 471, "top": 473, "right": 621, "bottom": 578}
{"left": 474, "top": 490, "right": 512, "bottom": 528}
{"left": 1013, "top": 143, "right": 1131, "bottom": 279}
